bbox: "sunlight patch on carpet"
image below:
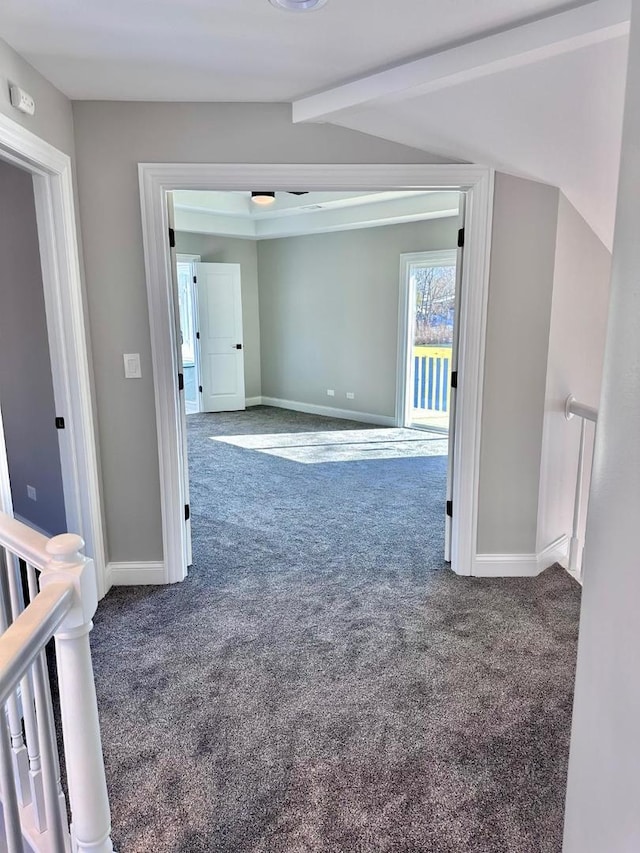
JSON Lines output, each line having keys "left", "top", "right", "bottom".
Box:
{"left": 211, "top": 428, "right": 448, "bottom": 463}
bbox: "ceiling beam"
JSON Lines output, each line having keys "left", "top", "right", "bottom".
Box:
{"left": 292, "top": 0, "right": 630, "bottom": 123}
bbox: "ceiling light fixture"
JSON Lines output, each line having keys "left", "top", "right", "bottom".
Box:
{"left": 269, "top": 0, "right": 328, "bottom": 11}
{"left": 251, "top": 191, "right": 276, "bottom": 205}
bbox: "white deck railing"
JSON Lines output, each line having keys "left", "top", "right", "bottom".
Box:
{"left": 0, "top": 512, "right": 113, "bottom": 852}
{"left": 565, "top": 395, "right": 599, "bottom": 579}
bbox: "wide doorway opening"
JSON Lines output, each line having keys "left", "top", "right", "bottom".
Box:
{"left": 170, "top": 189, "right": 461, "bottom": 574}
{"left": 138, "top": 163, "right": 495, "bottom": 583}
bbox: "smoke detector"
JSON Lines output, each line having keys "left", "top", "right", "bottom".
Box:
{"left": 269, "top": 0, "right": 328, "bottom": 10}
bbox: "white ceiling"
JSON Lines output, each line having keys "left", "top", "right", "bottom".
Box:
{"left": 0, "top": 0, "right": 630, "bottom": 247}
{"left": 0, "top": 0, "right": 607, "bottom": 101}
{"left": 173, "top": 190, "right": 460, "bottom": 239}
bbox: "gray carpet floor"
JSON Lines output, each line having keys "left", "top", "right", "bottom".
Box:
{"left": 91, "top": 407, "right": 581, "bottom": 853}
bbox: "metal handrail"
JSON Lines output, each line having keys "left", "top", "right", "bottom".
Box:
{"left": 564, "top": 395, "right": 599, "bottom": 576}
{"left": 565, "top": 394, "right": 598, "bottom": 423}
{"left": 0, "top": 582, "right": 73, "bottom": 707}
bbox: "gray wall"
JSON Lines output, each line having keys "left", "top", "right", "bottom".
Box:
{"left": 71, "top": 101, "right": 447, "bottom": 563}
{"left": 0, "top": 159, "right": 66, "bottom": 534}
{"left": 477, "top": 174, "right": 560, "bottom": 555}
{"left": 0, "top": 36, "right": 75, "bottom": 154}
{"left": 563, "top": 2, "right": 640, "bottom": 847}
{"left": 257, "top": 218, "right": 458, "bottom": 417}
{"left": 537, "top": 194, "right": 611, "bottom": 553}
{"left": 175, "top": 232, "right": 261, "bottom": 400}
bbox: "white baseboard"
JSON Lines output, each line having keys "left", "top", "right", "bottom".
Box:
{"left": 538, "top": 534, "right": 569, "bottom": 570}
{"left": 245, "top": 396, "right": 263, "bottom": 407}
{"left": 106, "top": 561, "right": 165, "bottom": 587}
{"left": 260, "top": 396, "right": 395, "bottom": 427}
{"left": 474, "top": 535, "right": 570, "bottom": 578}
{"left": 474, "top": 553, "right": 540, "bottom": 577}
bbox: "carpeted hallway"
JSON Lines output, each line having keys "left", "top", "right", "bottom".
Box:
{"left": 91, "top": 406, "right": 581, "bottom": 853}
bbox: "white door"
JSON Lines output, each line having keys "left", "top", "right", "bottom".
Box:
{"left": 167, "top": 197, "right": 192, "bottom": 566}
{"left": 444, "top": 195, "right": 466, "bottom": 562}
{"left": 195, "top": 263, "right": 245, "bottom": 413}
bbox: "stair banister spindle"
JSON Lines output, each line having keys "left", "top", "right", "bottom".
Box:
{"left": 5, "top": 548, "right": 48, "bottom": 827}
{"left": 0, "top": 708, "right": 24, "bottom": 853}
{"left": 40, "top": 533, "right": 114, "bottom": 853}
{"left": 31, "top": 638, "right": 69, "bottom": 850}
{"left": 0, "top": 558, "right": 31, "bottom": 807}
{"left": 26, "top": 561, "right": 69, "bottom": 839}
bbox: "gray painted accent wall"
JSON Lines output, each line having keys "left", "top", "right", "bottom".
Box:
{"left": 0, "top": 159, "right": 66, "bottom": 534}
{"left": 257, "top": 217, "right": 458, "bottom": 417}
{"left": 71, "top": 101, "right": 448, "bottom": 563}
{"left": 175, "top": 232, "right": 261, "bottom": 400}
{"left": 477, "top": 173, "right": 560, "bottom": 555}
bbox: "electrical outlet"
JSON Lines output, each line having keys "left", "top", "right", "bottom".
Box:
{"left": 327, "top": 389, "right": 335, "bottom": 397}
{"left": 27, "top": 485, "right": 37, "bottom": 501}
{"left": 346, "top": 392, "right": 355, "bottom": 400}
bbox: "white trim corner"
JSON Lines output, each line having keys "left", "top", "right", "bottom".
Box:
{"left": 473, "top": 534, "right": 570, "bottom": 577}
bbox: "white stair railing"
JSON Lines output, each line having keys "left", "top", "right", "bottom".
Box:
{"left": 0, "top": 512, "right": 113, "bottom": 852}
{"left": 565, "top": 395, "right": 599, "bottom": 579}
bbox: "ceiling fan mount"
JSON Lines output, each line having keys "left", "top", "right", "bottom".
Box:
{"left": 251, "top": 191, "right": 309, "bottom": 205}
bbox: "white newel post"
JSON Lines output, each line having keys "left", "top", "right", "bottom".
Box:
{"left": 39, "top": 533, "right": 114, "bottom": 853}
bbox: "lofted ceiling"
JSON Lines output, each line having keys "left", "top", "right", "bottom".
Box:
{"left": 309, "top": 34, "right": 629, "bottom": 248}
{"left": 0, "top": 0, "right": 630, "bottom": 248}
{"left": 290, "top": 0, "right": 630, "bottom": 249}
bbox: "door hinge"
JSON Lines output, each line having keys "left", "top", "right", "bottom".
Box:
{"left": 168, "top": 227, "right": 175, "bottom": 248}
{"left": 55, "top": 416, "right": 65, "bottom": 430}
{"left": 196, "top": 331, "right": 200, "bottom": 339}
{"left": 198, "top": 385, "right": 203, "bottom": 393}
{"left": 193, "top": 275, "right": 197, "bottom": 284}
{"left": 446, "top": 500, "right": 453, "bottom": 518}
{"left": 451, "top": 371, "right": 458, "bottom": 389}
{"left": 457, "top": 227, "right": 465, "bottom": 248}
{"left": 185, "top": 504, "right": 190, "bottom": 521}
{"left": 178, "top": 372, "right": 184, "bottom": 391}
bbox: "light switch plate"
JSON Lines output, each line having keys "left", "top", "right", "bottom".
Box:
{"left": 123, "top": 353, "right": 142, "bottom": 378}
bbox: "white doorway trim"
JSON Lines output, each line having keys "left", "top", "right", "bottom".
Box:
{"left": 396, "top": 248, "right": 459, "bottom": 430}
{"left": 0, "top": 112, "right": 107, "bottom": 597}
{"left": 138, "top": 163, "right": 495, "bottom": 583}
